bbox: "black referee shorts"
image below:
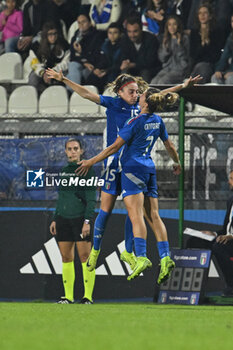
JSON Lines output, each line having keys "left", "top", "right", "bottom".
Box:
{"left": 56, "top": 215, "right": 92, "bottom": 242}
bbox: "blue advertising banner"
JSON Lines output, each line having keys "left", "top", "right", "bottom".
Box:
{"left": 158, "top": 291, "right": 200, "bottom": 305}
{"left": 0, "top": 135, "right": 103, "bottom": 200}
{"left": 171, "top": 249, "right": 211, "bottom": 268}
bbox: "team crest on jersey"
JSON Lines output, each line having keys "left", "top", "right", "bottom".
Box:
{"left": 105, "top": 182, "right": 111, "bottom": 190}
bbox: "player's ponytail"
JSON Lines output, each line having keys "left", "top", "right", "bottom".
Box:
{"left": 134, "top": 76, "right": 149, "bottom": 94}
{"left": 145, "top": 89, "right": 179, "bottom": 113}
{"left": 163, "top": 92, "right": 179, "bottom": 106}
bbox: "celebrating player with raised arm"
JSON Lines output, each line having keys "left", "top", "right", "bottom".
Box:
{"left": 46, "top": 68, "right": 201, "bottom": 281}
{"left": 78, "top": 90, "right": 181, "bottom": 281}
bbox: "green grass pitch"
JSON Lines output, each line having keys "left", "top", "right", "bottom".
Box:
{"left": 0, "top": 302, "right": 232, "bottom": 350}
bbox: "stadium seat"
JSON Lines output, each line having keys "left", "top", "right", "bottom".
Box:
{"left": 154, "top": 135, "right": 178, "bottom": 151}
{"left": 162, "top": 118, "right": 178, "bottom": 132}
{"left": 67, "top": 20, "right": 79, "bottom": 43}
{"left": 0, "top": 52, "right": 23, "bottom": 82}
{"left": 39, "top": 86, "right": 69, "bottom": 114}
{"left": 34, "top": 119, "right": 51, "bottom": 122}
{"left": 186, "top": 117, "right": 209, "bottom": 125}
{"left": 193, "top": 104, "right": 219, "bottom": 114}
{"left": 184, "top": 135, "right": 190, "bottom": 151}
{"left": 64, "top": 119, "right": 82, "bottom": 122}
{"left": 219, "top": 117, "right": 233, "bottom": 123}
{"left": 11, "top": 56, "right": 32, "bottom": 84}
{"left": 69, "top": 86, "right": 99, "bottom": 114}
{"left": 0, "top": 86, "right": 7, "bottom": 114}
{"left": 151, "top": 152, "right": 164, "bottom": 168}
{"left": 8, "top": 86, "right": 38, "bottom": 114}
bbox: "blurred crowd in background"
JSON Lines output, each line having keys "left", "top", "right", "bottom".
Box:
{"left": 0, "top": 0, "right": 233, "bottom": 94}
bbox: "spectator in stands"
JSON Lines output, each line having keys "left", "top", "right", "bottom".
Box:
{"left": 187, "top": 0, "right": 232, "bottom": 42}
{"left": 66, "top": 13, "right": 105, "bottom": 90}
{"left": 167, "top": 0, "right": 192, "bottom": 30}
{"left": 85, "top": 22, "right": 122, "bottom": 92}
{"left": 49, "top": 0, "right": 81, "bottom": 32}
{"left": 17, "top": 0, "right": 54, "bottom": 57}
{"left": 119, "top": 15, "right": 160, "bottom": 82}
{"left": 211, "top": 14, "right": 233, "bottom": 85}
{"left": 50, "top": 138, "right": 96, "bottom": 304}
{"left": 151, "top": 14, "right": 189, "bottom": 84}
{"left": 89, "top": 0, "right": 122, "bottom": 32}
{"left": 119, "top": 0, "right": 147, "bottom": 27}
{"left": 189, "top": 2, "right": 223, "bottom": 84}
{"left": 124, "top": 0, "right": 147, "bottom": 17}
{"left": 186, "top": 170, "right": 233, "bottom": 297}
{"left": 0, "top": 0, "right": 22, "bottom": 53}
{"left": 28, "top": 21, "right": 70, "bottom": 94}
{"left": 141, "top": 0, "right": 167, "bottom": 37}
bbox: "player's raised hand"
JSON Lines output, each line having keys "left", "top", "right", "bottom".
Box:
{"left": 46, "top": 68, "right": 64, "bottom": 82}
{"left": 76, "top": 159, "right": 92, "bottom": 176}
{"left": 183, "top": 75, "right": 202, "bottom": 88}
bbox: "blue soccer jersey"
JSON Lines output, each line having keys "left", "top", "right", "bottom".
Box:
{"left": 99, "top": 95, "right": 140, "bottom": 195}
{"left": 99, "top": 95, "right": 140, "bottom": 147}
{"left": 119, "top": 113, "right": 169, "bottom": 174}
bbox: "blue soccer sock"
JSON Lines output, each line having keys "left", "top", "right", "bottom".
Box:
{"left": 134, "top": 237, "right": 147, "bottom": 257}
{"left": 93, "top": 209, "right": 110, "bottom": 250}
{"left": 124, "top": 215, "right": 134, "bottom": 253}
{"left": 157, "top": 241, "right": 170, "bottom": 259}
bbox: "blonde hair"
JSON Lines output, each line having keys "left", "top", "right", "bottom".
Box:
{"left": 145, "top": 89, "right": 179, "bottom": 113}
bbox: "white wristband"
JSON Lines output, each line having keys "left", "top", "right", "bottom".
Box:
{"left": 84, "top": 219, "right": 90, "bottom": 225}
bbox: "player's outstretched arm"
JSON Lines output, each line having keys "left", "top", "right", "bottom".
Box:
{"left": 77, "top": 137, "right": 125, "bottom": 176}
{"left": 160, "top": 75, "right": 202, "bottom": 94}
{"left": 46, "top": 68, "right": 100, "bottom": 104}
{"left": 163, "top": 138, "right": 181, "bottom": 175}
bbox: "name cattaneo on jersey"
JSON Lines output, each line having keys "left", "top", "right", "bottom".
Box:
{"left": 144, "top": 123, "right": 160, "bottom": 130}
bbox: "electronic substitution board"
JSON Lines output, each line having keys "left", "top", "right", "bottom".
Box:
{"left": 157, "top": 248, "right": 211, "bottom": 305}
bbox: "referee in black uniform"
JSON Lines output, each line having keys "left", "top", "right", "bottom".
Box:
{"left": 50, "top": 138, "right": 96, "bottom": 304}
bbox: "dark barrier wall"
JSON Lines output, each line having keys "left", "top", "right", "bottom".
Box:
{"left": 151, "top": 85, "right": 233, "bottom": 114}
{"left": 0, "top": 210, "right": 225, "bottom": 301}
{"left": 0, "top": 135, "right": 103, "bottom": 200}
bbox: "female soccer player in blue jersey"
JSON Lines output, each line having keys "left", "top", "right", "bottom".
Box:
{"left": 46, "top": 69, "right": 147, "bottom": 268}
{"left": 46, "top": 68, "right": 201, "bottom": 281}
{"left": 78, "top": 89, "right": 181, "bottom": 282}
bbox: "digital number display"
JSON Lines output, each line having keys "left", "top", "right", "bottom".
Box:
{"left": 157, "top": 249, "right": 211, "bottom": 305}
{"left": 160, "top": 267, "right": 204, "bottom": 292}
